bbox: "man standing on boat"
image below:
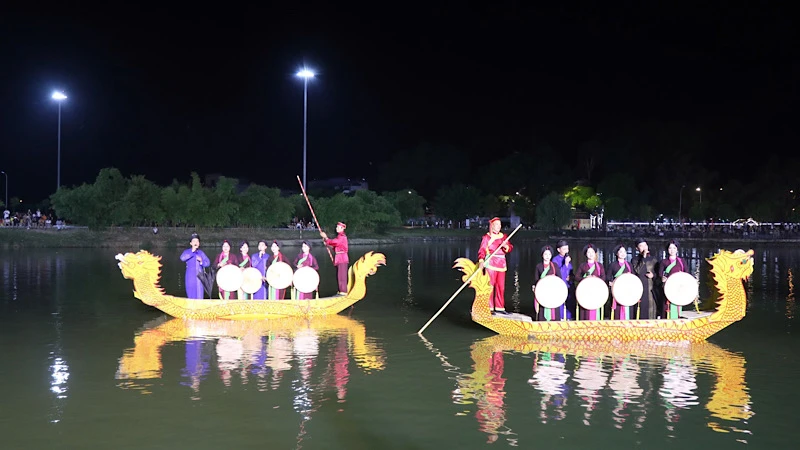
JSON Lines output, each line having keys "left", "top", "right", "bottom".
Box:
{"left": 633, "top": 238, "right": 658, "bottom": 319}
{"left": 321, "top": 222, "right": 349, "bottom": 295}
{"left": 551, "top": 239, "right": 574, "bottom": 320}
{"left": 478, "top": 217, "right": 513, "bottom": 315}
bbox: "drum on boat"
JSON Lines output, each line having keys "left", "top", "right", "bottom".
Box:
{"left": 663, "top": 272, "right": 699, "bottom": 306}
{"left": 611, "top": 273, "right": 643, "bottom": 307}
{"left": 293, "top": 266, "right": 320, "bottom": 294}
{"left": 266, "top": 262, "right": 294, "bottom": 290}
{"left": 534, "top": 276, "right": 568, "bottom": 309}
{"left": 216, "top": 265, "right": 244, "bottom": 292}
{"left": 240, "top": 267, "right": 264, "bottom": 294}
{"left": 576, "top": 276, "right": 609, "bottom": 310}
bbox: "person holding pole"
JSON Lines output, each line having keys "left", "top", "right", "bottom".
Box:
{"left": 321, "top": 222, "right": 349, "bottom": 295}
{"left": 478, "top": 217, "right": 513, "bottom": 315}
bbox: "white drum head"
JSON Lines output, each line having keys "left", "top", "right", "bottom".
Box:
{"left": 293, "top": 266, "right": 320, "bottom": 294}
{"left": 664, "top": 272, "right": 698, "bottom": 306}
{"left": 266, "top": 262, "right": 294, "bottom": 290}
{"left": 576, "top": 276, "right": 609, "bottom": 310}
{"left": 216, "top": 265, "right": 243, "bottom": 292}
{"left": 612, "top": 273, "right": 643, "bottom": 307}
{"left": 535, "top": 276, "right": 568, "bottom": 309}
{"left": 240, "top": 267, "right": 264, "bottom": 294}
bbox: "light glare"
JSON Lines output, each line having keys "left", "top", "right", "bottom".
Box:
{"left": 296, "top": 69, "right": 315, "bottom": 79}
{"left": 52, "top": 91, "right": 67, "bottom": 101}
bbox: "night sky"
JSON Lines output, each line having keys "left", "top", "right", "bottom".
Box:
{"left": 1, "top": 3, "right": 796, "bottom": 204}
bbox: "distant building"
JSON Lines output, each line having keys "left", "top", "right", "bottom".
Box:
{"left": 308, "top": 177, "right": 369, "bottom": 194}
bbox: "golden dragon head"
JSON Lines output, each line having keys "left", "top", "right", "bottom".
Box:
{"left": 351, "top": 251, "right": 386, "bottom": 278}
{"left": 452, "top": 257, "right": 492, "bottom": 296}
{"left": 707, "top": 249, "right": 755, "bottom": 281}
{"left": 116, "top": 250, "right": 163, "bottom": 281}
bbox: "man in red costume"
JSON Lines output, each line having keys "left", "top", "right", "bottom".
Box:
{"left": 478, "top": 217, "right": 513, "bottom": 315}
{"left": 320, "top": 222, "right": 349, "bottom": 295}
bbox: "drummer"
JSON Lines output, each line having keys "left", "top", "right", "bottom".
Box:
{"left": 607, "top": 244, "right": 634, "bottom": 320}
{"left": 532, "top": 245, "right": 561, "bottom": 321}
{"left": 294, "top": 240, "right": 320, "bottom": 299}
{"left": 576, "top": 243, "right": 605, "bottom": 320}
{"left": 237, "top": 241, "right": 252, "bottom": 299}
{"left": 215, "top": 240, "right": 240, "bottom": 300}
{"left": 659, "top": 239, "right": 688, "bottom": 319}
{"left": 250, "top": 240, "right": 270, "bottom": 300}
{"left": 268, "top": 241, "right": 289, "bottom": 300}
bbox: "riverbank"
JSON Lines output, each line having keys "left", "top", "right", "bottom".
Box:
{"left": 0, "top": 226, "right": 796, "bottom": 249}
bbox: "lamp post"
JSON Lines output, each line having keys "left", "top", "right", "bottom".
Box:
{"left": 0, "top": 171, "right": 7, "bottom": 209}
{"left": 696, "top": 186, "right": 702, "bottom": 204}
{"left": 679, "top": 185, "right": 686, "bottom": 224}
{"left": 52, "top": 91, "right": 67, "bottom": 191}
{"left": 296, "top": 69, "right": 315, "bottom": 190}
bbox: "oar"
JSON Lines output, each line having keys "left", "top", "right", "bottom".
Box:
{"left": 417, "top": 223, "right": 523, "bottom": 336}
{"left": 296, "top": 175, "right": 334, "bottom": 264}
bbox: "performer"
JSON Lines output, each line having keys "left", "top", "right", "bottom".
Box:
{"left": 576, "top": 243, "right": 605, "bottom": 320}
{"left": 607, "top": 244, "right": 634, "bottom": 320}
{"left": 237, "top": 241, "right": 252, "bottom": 300}
{"left": 658, "top": 239, "right": 688, "bottom": 319}
{"left": 179, "top": 233, "right": 211, "bottom": 299}
{"left": 478, "top": 217, "right": 513, "bottom": 315}
{"left": 321, "top": 222, "right": 349, "bottom": 295}
{"left": 552, "top": 240, "right": 574, "bottom": 320}
{"left": 294, "top": 240, "right": 320, "bottom": 299}
{"left": 250, "top": 240, "right": 270, "bottom": 300}
{"left": 633, "top": 238, "right": 658, "bottom": 319}
{"left": 215, "top": 240, "right": 240, "bottom": 300}
{"left": 532, "top": 245, "right": 561, "bottom": 321}
{"left": 268, "top": 241, "right": 288, "bottom": 300}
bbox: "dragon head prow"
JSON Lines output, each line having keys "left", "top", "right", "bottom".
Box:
{"left": 707, "top": 249, "right": 754, "bottom": 281}
{"left": 116, "top": 250, "right": 163, "bottom": 280}
{"left": 353, "top": 252, "right": 386, "bottom": 277}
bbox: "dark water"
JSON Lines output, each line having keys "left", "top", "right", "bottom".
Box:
{"left": 1, "top": 243, "right": 798, "bottom": 449}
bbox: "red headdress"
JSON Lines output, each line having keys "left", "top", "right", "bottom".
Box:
{"left": 337, "top": 222, "right": 347, "bottom": 230}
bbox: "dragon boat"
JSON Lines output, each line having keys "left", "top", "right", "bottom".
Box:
{"left": 453, "top": 248, "right": 754, "bottom": 342}
{"left": 115, "top": 250, "right": 386, "bottom": 320}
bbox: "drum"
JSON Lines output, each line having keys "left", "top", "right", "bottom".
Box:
{"left": 240, "top": 267, "right": 264, "bottom": 294}
{"left": 216, "top": 265, "right": 243, "bottom": 292}
{"left": 612, "top": 273, "right": 643, "bottom": 307}
{"left": 576, "top": 276, "right": 609, "bottom": 310}
{"left": 534, "top": 276, "right": 568, "bottom": 309}
{"left": 293, "top": 266, "right": 320, "bottom": 294}
{"left": 266, "top": 261, "right": 294, "bottom": 290}
{"left": 663, "top": 272, "right": 699, "bottom": 306}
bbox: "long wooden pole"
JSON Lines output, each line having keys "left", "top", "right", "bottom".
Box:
{"left": 296, "top": 175, "right": 334, "bottom": 263}
{"left": 417, "top": 223, "right": 523, "bottom": 335}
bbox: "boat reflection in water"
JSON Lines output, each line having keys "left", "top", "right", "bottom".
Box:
{"left": 115, "top": 315, "right": 386, "bottom": 402}
{"left": 439, "top": 335, "right": 753, "bottom": 445}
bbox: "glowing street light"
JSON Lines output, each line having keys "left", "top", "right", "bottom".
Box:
{"left": 51, "top": 91, "right": 68, "bottom": 191}
{"left": 696, "top": 186, "right": 702, "bottom": 204}
{"left": 296, "top": 68, "right": 315, "bottom": 190}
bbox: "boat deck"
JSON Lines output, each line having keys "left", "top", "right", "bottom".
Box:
{"left": 489, "top": 310, "right": 714, "bottom": 323}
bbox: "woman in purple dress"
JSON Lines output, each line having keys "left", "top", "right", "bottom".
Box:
{"left": 250, "top": 240, "right": 270, "bottom": 300}
{"left": 294, "top": 241, "right": 320, "bottom": 299}
{"left": 179, "top": 233, "right": 211, "bottom": 299}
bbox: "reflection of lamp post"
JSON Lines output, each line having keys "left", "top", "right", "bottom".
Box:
{"left": 296, "top": 69, "right": 315, "bottom": 190}
{"left": 51, "top": 91, "right": 67, "bottom": 191}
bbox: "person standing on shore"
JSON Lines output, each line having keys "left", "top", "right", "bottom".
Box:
{"left": 250, "top": 240, "right": 270, "bottom": 300}
{"left": 478, "top": 217, "right": 513, "bottom": 315}
{"left": 321, "top": 222, "right": 349, "bottom": 295}
{"left": 179, "top": 233, "right": 211, "bottom": 299}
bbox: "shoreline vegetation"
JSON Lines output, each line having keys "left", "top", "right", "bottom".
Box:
{"left": 1, "top": 226, "right": 795, "bottom": 249}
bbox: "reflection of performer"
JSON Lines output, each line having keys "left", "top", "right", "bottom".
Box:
{"left": 179, "top": 233, "right": 210, "bottom": 299}
{"left": 659, "top": 240, "right": 688, "bottom": 319}
{"left": 321, "top": 222, "right": 349, "bottom": 295}
{"left": 576, "top": 243, "right": 605, "bottom": 320}
{"left": 573, "top": 356, "right": 609, "bottom": 425}
{"left": 215, "top": 240, "right": 240, "bottom": 299}
{"left": 633, "top": 238, "right": 658, "bottom": 319}
{"left": 250, "top": 241, "right": 270, "bottom": 300}
{"left": 530, "top": 352, "right": 570, "bottom": 423}
{"left": 294, "top": 241, "right": 320, "bottom": 300}
{"left": 478, "top": 217, "right": 513, "bottom": 315}
{"left": 607, "top": 244, "right": 634, "bottom": 320}
{"left": 532, "top": 245, "right": 561, "bottom": 321}
{"left": 609, "top": 356, "right": 643, "bottom": 428}
{"left": 475, "top": 351, "right": 507, "bottom": 444}
{"left": 181, "top": 340, "right": 210, "bottom": 394}
{"left": 268, "top": 241, "right": 288, "bottom": 300}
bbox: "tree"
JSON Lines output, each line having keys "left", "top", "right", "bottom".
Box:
{"left": 93, "top": 168, "right": 130, "bottom": 226}
{"left": 433, "top": 184, "right": 483, "bottom": 220}
{"left": 161, "top": 180, "right": 191, "bottom": 226}
{"left": 123, "top": 175, "right": 165, "bottom": 226}
{"left": 374, "top": 143, "right": 470, "bottom": 199}
{"left": 238, "top": 185, "right": 293, "bottom": 227}
{"left": 536, "top": 192, "right": 572, "bottom": 231}
{"left": 205, "top": 176, "right": 239, "bottom": 227}
{"left": 382, "top": 189, "right": 426, "bottom": 222}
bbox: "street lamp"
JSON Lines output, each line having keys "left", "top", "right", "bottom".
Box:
{"left": 696, "top": 186, "right": 702, "bottom": 204}
{"left": 51, "top": 91, "right": 67, "bottom": 191}
{"left": 296, "top": 69, "right": 315, "bottom": 190}
{"left": 679, "top": 185, "right": 686, "bottom": 224}
{"left": 0, "top": 171, "right": 7, "bottom": 209}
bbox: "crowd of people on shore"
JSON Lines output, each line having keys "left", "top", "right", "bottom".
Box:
{"left": 179, "top": 222, "right": 350, "bottom": 301}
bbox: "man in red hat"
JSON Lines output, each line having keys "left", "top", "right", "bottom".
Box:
{"left": 478, "top": 217, "right": 513, "bottom": 314}
{"left": 321, "top": 222, "right": 349, "bottom": 295}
